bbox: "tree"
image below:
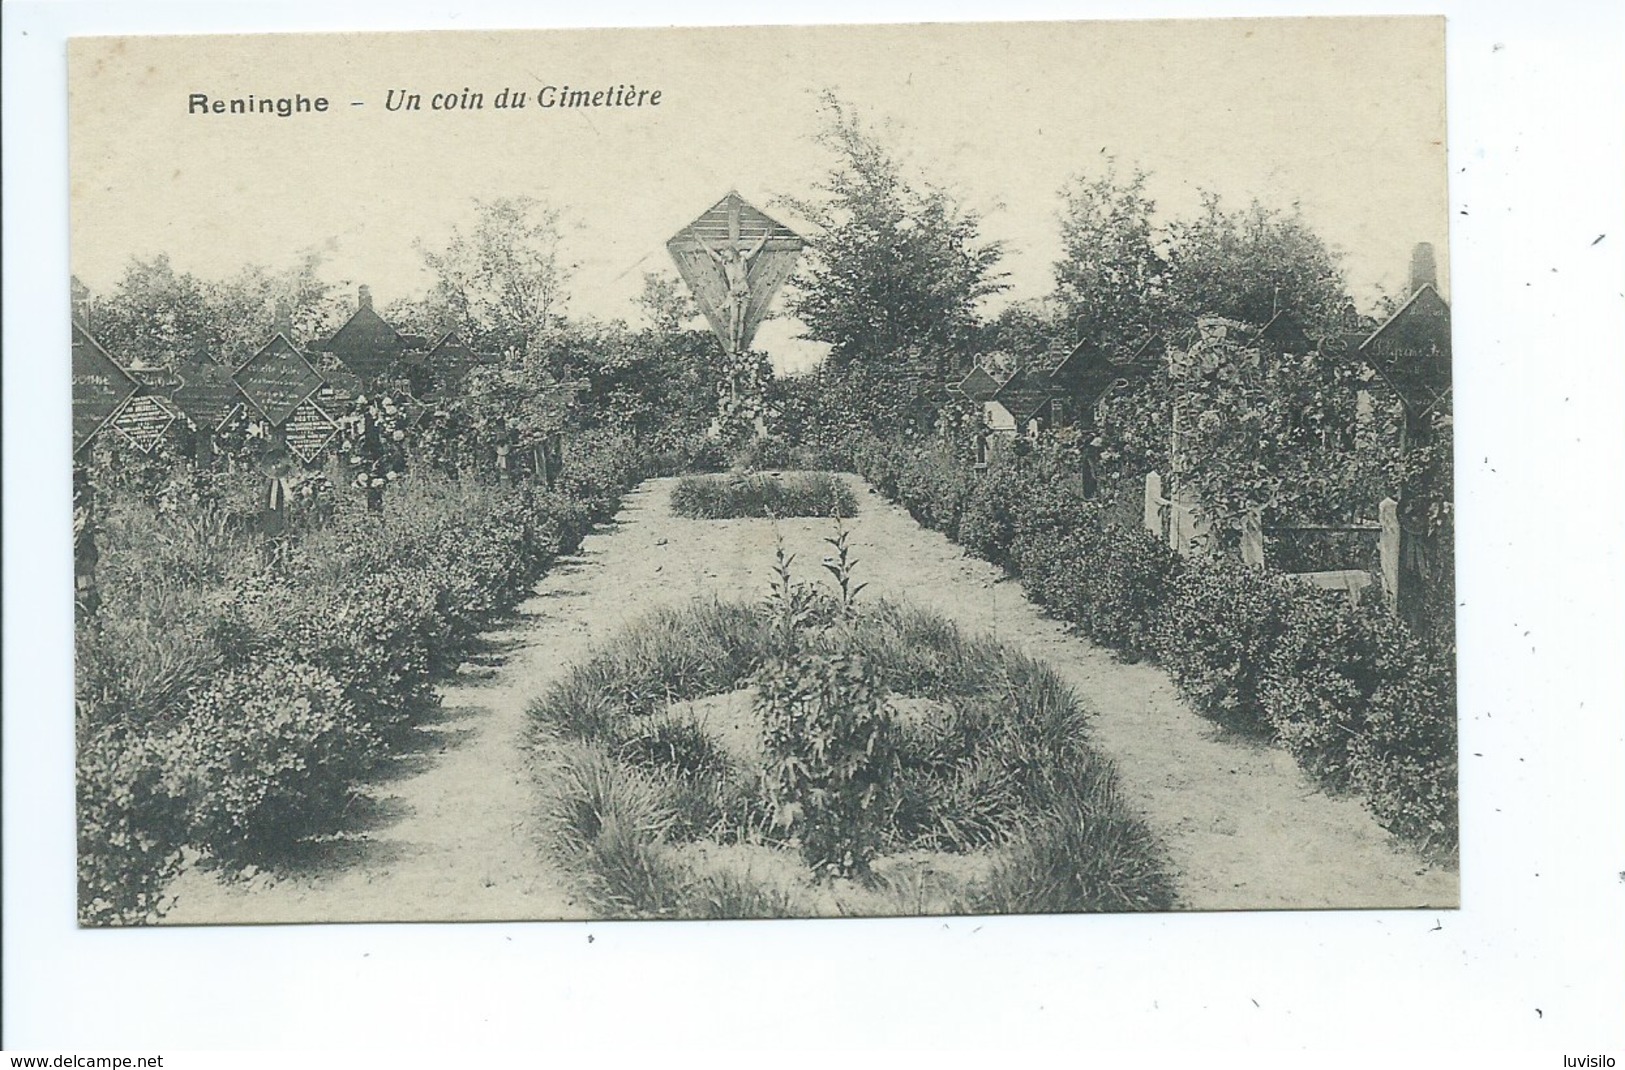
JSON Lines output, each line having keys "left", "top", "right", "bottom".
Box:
{"left": 417, "top": 197, "right": 574, "bottom": 355}
{"left": 1051, "top": 161, "right": 1167, "bottom": 352}
{"left": 635, "top": 269, "right": 698, "bottom": 334}
{"left": 979, "top": 300, "right": 1062, "bottom": 367}
{"left": 86, "top": 252, "right": 348, "bottom": 368}
{"left": 207, "top": 252, "right": 351, "bottom": 364}
{"left": 88, "top": 255, "right": 221, "bottom": 367}
{"left": 786, "top": 94, "right": 1006, "bottom": 370}
{"left": 1163, "top": 194, "right": 1359, "bottom": 337}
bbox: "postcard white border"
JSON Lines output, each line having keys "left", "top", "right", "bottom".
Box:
{"left": 6, "top": 0, "right": 1624, "bottom": 1055}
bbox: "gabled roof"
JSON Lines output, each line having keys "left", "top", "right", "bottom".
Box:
{"left": 326, "top": 304, "right": 407, "bottom": 383}
{"left": 1358, "top": 284, "right": 1451, "bottom": 415}
{"left": 666, "top": 190, "right": 805, "bottom": 253}
{"left": 1037, "top": 335, "right": 1074, "bottom": 375}
{"left": 426, "top": 329, "right": 483, "bottom": 383}
{"left": 1047, "top": 337, "right": 1105, "bottom": 382}
{"left": 1128, "top": 332, "right": 1165, "bottom": 365}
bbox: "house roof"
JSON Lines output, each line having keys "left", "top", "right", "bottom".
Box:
{"left": 325, "top": 304, "right": 407, "bottom": 383}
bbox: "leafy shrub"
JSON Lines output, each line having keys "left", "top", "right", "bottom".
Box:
{"left": 78, "top": 428, "right": 655, "bottom": 923}
{"left": 1258, "top": 589, "right": 1388, "bottom": 785}
{"left": 1012, "top": 523, "right": 1181, "bottom": 662}
{"left": 1156, "top": 559, "right": 1290, "bottom": 733}
{"left": 175, "top": 657, "right": 379, "bottom": 860}
{"left": 77, "top": 714, "right": 190, "bottom": 926}
{"left": 669, "top": 472, "right": 858, "bottom": 520}
{"left": 755, "top": 650, "right": 898, "bottom": 879}
{"left": 852, "top": 429, "right": 1455, "bottom": 853}
{"left": 953, "top": 461, "right": 1028, "bottom": 565}
{"left": 1354, "top": 640, "right": 1457, "bottom": 850}
{"left": 1260, "top": 595, "right": 1458, "bottom": 849}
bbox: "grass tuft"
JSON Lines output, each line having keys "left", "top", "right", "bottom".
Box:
{"left": 670, "top": 472, "right": 858, "bottom": 520}
{"left": 530, "top": 593, "right": 1175, "bottom": 917}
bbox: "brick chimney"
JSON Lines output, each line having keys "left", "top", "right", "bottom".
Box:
{"left": 1409, "top": 242, "right": 1438, "bottom": 294}
{"left": 274, "top": 299, "right": 293, "bottom": 339}
{"left": 359, "top": 285, "right": 374, "bottom": 311}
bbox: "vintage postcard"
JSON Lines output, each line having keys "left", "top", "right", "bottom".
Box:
{"left": 69, "top": 17, "right": 1455, "bottom": 927}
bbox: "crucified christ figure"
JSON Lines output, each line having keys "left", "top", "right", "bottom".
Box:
{"left": 692, "top": 226, "right": 772, "bottom": 352}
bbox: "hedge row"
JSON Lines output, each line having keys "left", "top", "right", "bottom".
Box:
{"left": 853, "top": 436, "right": 1458, "bottom": 854}
{"left": 77, "top": 430, "right": 655, "bottom": 924}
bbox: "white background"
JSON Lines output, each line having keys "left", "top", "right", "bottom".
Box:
{"left": 5, "top": 0, "right": 1623, "bottom": 1057}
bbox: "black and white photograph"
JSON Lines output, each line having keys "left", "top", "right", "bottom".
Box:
{"left": 65, "top": 18, "right": 1458, "bottom": 927}
{"left": 8, "top": 2, "right": 1624, "bottom": 1059}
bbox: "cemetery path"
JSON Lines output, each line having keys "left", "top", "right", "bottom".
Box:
{"left": 164, "top": 474, "right": 1455, "bottom": 923}
{"left": 159, "top": 548, "right": 627, "bottom": 925}
{"left": 561, "top": 476, "right": 1454, "bottom": 913}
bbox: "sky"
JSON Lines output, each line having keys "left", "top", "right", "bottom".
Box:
{"left": 70, "top": 18, "right": 1448, "bottom": 373}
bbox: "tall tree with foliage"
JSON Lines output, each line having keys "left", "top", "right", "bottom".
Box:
{"left": 88, "top": 255, "right": 222, "bottom": 367}
{"left": 1163, "top": 193, "right": 1359, "bottom": 336}
{"left": 1051, "top": 161, "right": 1167, "bottom": 352}
{"left": 786, "top": 94, "right": 1006, "bottom": 370}
{"left": 417, "top": 196, "right": 574, "bottom": 355}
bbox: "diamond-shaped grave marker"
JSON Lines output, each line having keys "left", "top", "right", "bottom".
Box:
{"left": 1046, "top": 337, "right": 1156, "bottom": 428}
{"left": 994, "top": 365, "right": 1055, "bottom": 425}
{"left": 235, "top": 334, "right": 324, "bottom": 426}
{"left": 955, "top": 365, "right": 1001, "bottom": 404}
{"left": 170, "top": 360, "right": 246, "bottom": 431}
{"left": 282, "top": 397, "right": 339, "bottom": 463}
{"left": 1360, "top": 285, "right": 1451, "bottom": 417}
{"left": 72, "top": 324, "right": 139, "bottom": 454}
{"left": 110, "top": 394, "right": 180, "bottom": 454}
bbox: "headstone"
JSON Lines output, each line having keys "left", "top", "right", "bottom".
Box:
{"left": 1046, "top": 337, "right": 1152, "bottom": 427}
{"left": 667, "top": 191, "right": 805, "bottom": 354}
{"left": 282, "top": 397, "right": 339, "bottom": 463}
{"left": 1379, "top": 497, "right": 1401, "bottom": 616}
{"left": 424, "top": 330, "right": 481, "bottom": 392}
{"left": 1359, "top": 285, "right": 1451, "bottom": 417}
{"left": 72, "top": 324, "right": 139, "bottom": 454}
{"left": 325, "top": 286, "right": 407, "bottom": 384}
{"left": 1143, "top": 471, "right": 1165, "bottom": 538}
{"left": 1241, "top": 509, "right": 1266, "bottom": 567}
{"left": 993, "top": 365, "right": 1053, "bottom": 428}
{"left": 170, "top": 360, "right": 245, "bottom": 430}
{"left": 235, "top": 333, "right": 324, "bottom": 426}
{"left": 955, "top": 365, "right": 1002, "bottom": 404}
{"left": 110, "top": 394, "right": 179, "bottom": 454}
{"left": 1248, "top": 310, "right": 1312, "bottom": 355}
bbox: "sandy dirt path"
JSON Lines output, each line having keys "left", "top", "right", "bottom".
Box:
{"left": 163, "top": 474, "right": 1455, "bottom": 923}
